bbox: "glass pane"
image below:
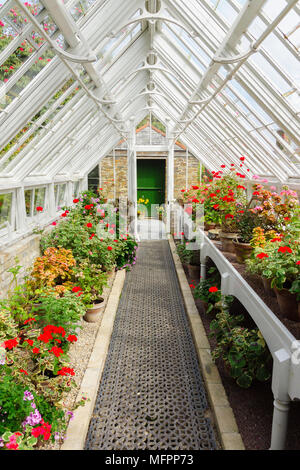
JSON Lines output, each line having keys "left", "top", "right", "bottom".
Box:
{"left": 34, "top": 186, "right": 45, "bottom": 209}
{"left": 24, "top": 188, "right": 33, "bottom": 216}
{"left": 0, "top": 192, "right": 12, "bottom": 229}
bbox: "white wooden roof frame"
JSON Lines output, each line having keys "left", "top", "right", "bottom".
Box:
{"left": 0, "top": 0, "right": 298, "bottom": 243}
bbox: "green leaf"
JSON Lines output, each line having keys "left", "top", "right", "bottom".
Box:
{"left": 236, "top": 373, "right": 252, "bottom": 388}
{"left": 256, "top": 364, "right": 271, "bottom": 382}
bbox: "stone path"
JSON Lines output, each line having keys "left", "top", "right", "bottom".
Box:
{"left": 85, "top": 241, "right": 216, "bottom": 450}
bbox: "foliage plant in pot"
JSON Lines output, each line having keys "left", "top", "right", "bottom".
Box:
{"left": 232, "top": 207, "right": 256, "bottom": 263}
{"left": 72, "top": 262, "right": 107, "bottom": 323}
{"left": 193, "top": 268, "right": 221, "bottom": 313}
{"left": 246, "top": 228, "right": 282, "bottom": 297}
{"left": 268, "top": 238, "right": 300, "bottom": 322}
{"left": 209, "top": 306, "right": 272, "bottom": 388}
{"left": 184, "top": 241, "right": 201, "bottom": 279}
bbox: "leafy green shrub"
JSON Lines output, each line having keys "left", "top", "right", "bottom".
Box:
{"left": 33, "top": 290, "right": 85, "bottom": 332}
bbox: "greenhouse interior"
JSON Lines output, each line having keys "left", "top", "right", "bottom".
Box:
{"left": 0, "top": 0, "right": 299, "bottom": 454}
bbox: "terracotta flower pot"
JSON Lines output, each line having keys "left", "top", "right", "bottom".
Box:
{"left": 204, "top": 222, "right": 216, "bottom": 231}
{"left": 84, "top": 297, "right": 105, "bottom": 323}
{"left": 262, "top": 277, "right": 276, "bottom": 298}
{"left": 233, "top": 240, "right": 253, "bottom": 264}
{"left": 219, "top": 232, "right": 238, "bottom": 254}
{"left": 274, "top": 287, "right": 299, "bottom": 322}
{"left": 208, "top": 229, "right": 221, "bottom": 241}
{"left": 187, "top": 264, "right": 200, "bottom": 280}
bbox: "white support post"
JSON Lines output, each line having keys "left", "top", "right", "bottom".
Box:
{"left": 15, "top": 187, "right": 27, "bottom": 233}
{"left": 185, "top": 147, "right": 189, "bottom": 190}
{"left": 48, "top": 183, "right": 56, "bottom": 217}
{"left": 127, "top": 117, "right": 138, "bottom": 240}
{"left": 166, "top": 118, "right": 174, "bottom": 234}
{"left": 81, "top": 176, "right": 88, "bottom": 192}
{"left": 270, "top": 348, "right": 291, "bottom": 450}
{"left": 66, "top": 181, "right": 73, "bottom": 206}
{"left": 113, "top": 147, "right": 116, "bottom": 202}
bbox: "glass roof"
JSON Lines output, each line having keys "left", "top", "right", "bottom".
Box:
{"left": 0, "top": 0, "right": 299, "bottom": 189}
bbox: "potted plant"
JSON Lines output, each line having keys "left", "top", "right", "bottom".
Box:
{"left": 72, "top": 261, "right": 108, "bottom": 323}
{"left": 232, "top": 207, "right": 256, "bottom": 263}
{"left": 209, "top": 307, "right": 272, "bottom": 388}
{"left": 248, "top": 234, "right": 300, "bottom": 320}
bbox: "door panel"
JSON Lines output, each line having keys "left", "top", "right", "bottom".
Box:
{"left": 137, "top": 160, "right": 165, "bottom": 216}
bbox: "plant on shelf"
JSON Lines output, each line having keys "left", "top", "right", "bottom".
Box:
{"left": 250, "top": 184, "right": 299, "bottom": 232}
{"left": 209, "top": 307, "right": 272, "bottom": 388}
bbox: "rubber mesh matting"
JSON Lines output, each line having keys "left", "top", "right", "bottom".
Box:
{"left": 85, "top": 241, "right": 216, "bottom": 450}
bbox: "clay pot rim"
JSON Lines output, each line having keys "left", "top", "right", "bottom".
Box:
{"left": 232, "top": 240, "right": 252, "bottom": 248}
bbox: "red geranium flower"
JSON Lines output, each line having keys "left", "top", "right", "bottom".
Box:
{"left": 24, "top": 339, "right": 34, "bottom": 346}
{"left": 225, "top": 214, "right": 234, "bottom": 220}
{"left": 296, "top": 261, "right": 300, "bottom": 265}
{"left": 192, "top": 185, "right": 199, "bottom": 190}
{"left": 67, "top": 335, "right": 77, "bottom": 343}
{"left": 24, "top": 318, "right": 36, "bottom": 325}
{"left": 73, "top": 199, "right": 79, "bottom": 203}
{"left": 107, "top": 246, "right": 113, "bottom": 251}
{"left": 72, "top": 286, "right": 82, "bottom": 293}
{"left": 256, "top": 253, "right": 269, "bottom": 259}
{"left": 209, "top": 286, "right": 218, "bottom": 293}
{"left": 32, "top": 347, "right": 40, "bottom": 354}
{"left": 278, "top": 246, "right": 293, "bottom": 254}
{"left": 86, "top": 223, "right": 92, "bottom": 228}
{"left": 57, "top": 367, "right": 75, "bottom": 376}
{"left": 20, "top": 369, "right": 28, "bottom": 375}
{"left": 2, "top": 338, "right": 18, "bottom": 350}
{"left": 36, "top": 206, "right": 43, "bottom": 212}
{"left": 50, "top": 346, "right": 64, "bottom": 358}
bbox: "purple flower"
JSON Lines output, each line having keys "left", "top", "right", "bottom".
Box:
{"left": 23, "top": 390, "right": 34, "bottom": 401}
{"left": 22, "top": 408, "right": 42, "bottom": 428}
{"left": 67, "top": 411, "right": 74, "bottom": 420}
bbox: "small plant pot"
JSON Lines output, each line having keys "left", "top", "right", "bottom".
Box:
{"left": 233, "top": 240, "right": 253, "bottom": 264}
{"left": 84, "top": 297, "right": 105, "bottom": 323}
{"left": 219, "top": 232, "right": 238, "bottom": 254}
{"left": 187, "top": 264, "right": 200, "bottom": 279}
{"left": 208, "top": 229, "right": 221, "bottom": 241}
{"left": 274, "top": 287, "right": 299, "bottom": 322}
{"left": 204, "top": 222, "right": 216, "bottom": 231}
{"left": 262, "top": 277, "right": 276, "bottom": 298}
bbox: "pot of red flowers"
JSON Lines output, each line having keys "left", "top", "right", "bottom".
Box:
{"left": 249, "top": 235, "right": 300, "bottom": 320}
{"left": 270, "top": 243, "right": 300, "bottom": 322}
{"left": 211, "top": 174, "right": 247, "bottom": 253}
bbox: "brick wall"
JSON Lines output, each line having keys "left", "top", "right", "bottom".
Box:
{"left": 99, "top": 152, "right": 200, "bottom": 202}
{"left": 0, "top": 234, "right": 41, "bottom": 299}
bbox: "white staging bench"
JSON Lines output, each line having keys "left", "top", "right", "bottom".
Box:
{"left": 172, "top": 206, "right": 300, "bottom": 450}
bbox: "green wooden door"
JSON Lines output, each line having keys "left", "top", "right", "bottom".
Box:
{"left": 137, "top": 159, "right": 165, "bottom": 217}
